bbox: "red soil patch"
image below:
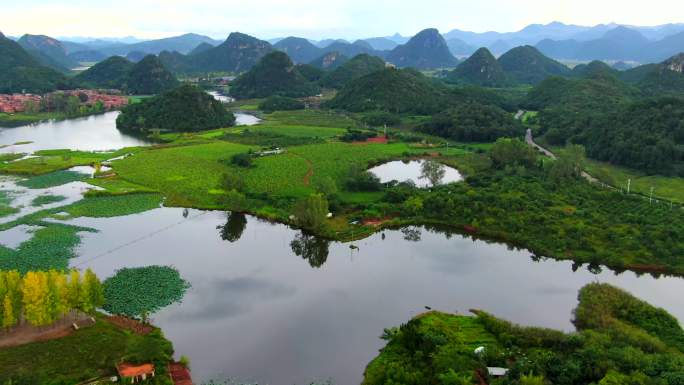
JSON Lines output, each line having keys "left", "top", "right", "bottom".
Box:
{"left": 362, "top": 217, "right": 393, "bottom": 227}
{"left": 353, "top": 137, "right": 388, "bottom": 145}
{"left": 105, "top": 315, "right": 154, "bottom": 335}
{"left": 168, "top": 362, "right": 194, "bottom": 385}
{"left": 463, "top": 225, "right": 479, "bottom": 234}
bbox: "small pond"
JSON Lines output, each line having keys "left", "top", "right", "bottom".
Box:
{"left": 368, "top": 159, "right": 463, "bottom": 188}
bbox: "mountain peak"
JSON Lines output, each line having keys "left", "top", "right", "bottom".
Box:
{"left": 387, "top": 28, "right": 458, "bottom": 69}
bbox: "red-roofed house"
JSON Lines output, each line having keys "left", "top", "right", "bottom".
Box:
{"left": 117, "top": 363, "right": 156, "bottom": 383}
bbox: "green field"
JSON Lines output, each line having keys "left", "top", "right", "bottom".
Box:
{"left": 0, "top": 112, "right": 65, "bottom": 128}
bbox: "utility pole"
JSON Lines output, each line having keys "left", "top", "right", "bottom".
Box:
{"left": 650, "top": 187, "right": 654, "bottom": 205}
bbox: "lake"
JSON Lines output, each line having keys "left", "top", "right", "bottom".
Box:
{"left": 0, "top": 111, "right": 260, "bottom": 154}
{"left": 62, "top": 208, "right": 684, "bottom": 385}
{"left": 368, "top": 160, "right": 463, "bottom": 187}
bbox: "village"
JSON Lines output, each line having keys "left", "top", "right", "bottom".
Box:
{"left": 0, "top": 89, "right": 129, "bottom": 113}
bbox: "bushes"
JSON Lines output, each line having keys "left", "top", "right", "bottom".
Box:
{"left": 420, "top": 102, "right": 524, "bottom": 142}
{"left": 259, "top": 95, "right": 304, "bottom": 113}
{"left": 230, "top": 152, "right": 253, "bottom": 168}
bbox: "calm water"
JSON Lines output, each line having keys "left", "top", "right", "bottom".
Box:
{"left": 0, "top": 110, "right": 259, "bottom": 155}
{"left": 61, "top": 208, "right": 684, "bottom": 385}
{"left": 0, "top": 112, "right": 151, "bottom": 153}
{"left": 369, "top": 160, "right": 463, "bottom": 188}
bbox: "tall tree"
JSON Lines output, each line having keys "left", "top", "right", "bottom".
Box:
{"left": 82, "top": 268, "right": 104, "bottom": 313}
{"left": 22, "top": 272, "right": 49, "bottom": 326}
{"left": 2, "top": 295, "right": 15, "bottom": 330}
{"left": 294, "top": 194, "right": 329, "bottom": 231}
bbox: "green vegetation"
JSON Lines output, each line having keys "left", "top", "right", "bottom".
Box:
{"left": 0, "top": 33, "right": 67, "bottom": 94}
{"left": 30, "top": 194, "right": 67, "bottom": 207}
{"left": 420, "top": 102, "right": 524, "bottom": 142}
{"left": 116, "top": 84, "right": 236, "bottom": 133}
{"left": 18, "top": 170, "right": 88, "bottom": 189}
{"left": 73, "top": 55, "right": 134, "bottom": 90}
{"left": 258, "top": 95, "right": 305, "bottom": 113}
{"left": 0, "top": 317, "right": 173, "bottom": 385}
{"left": 230, "top": 51, "right": 320, "bottom": 99}
{"left": 125, "top": 55, "right": 179, "bottom": 95}
{"left": 319, "top": 54, "right": 386, "bottom": 89}
{"left": 498, "top": 45, "right": 571, "bottom": 84}
{"left": 59, "top": 193, "right": 162, "bottom": 219}
{"left": 102, "top": 266, "right": 190, "bottom": 321}
{"left": 327, "top": 68, "right": 450, "bottom": 114}
{"left": 386, "top": 28, "right": 458, "bottom": 70}
{"left": 447, "top": 48, "right": 509, "bottom": 87}
{"left": 0, "top": 149, "right": 129, "bottom": 176}
{"left": 364, "top": 283, "right": 684, "bottom": 385}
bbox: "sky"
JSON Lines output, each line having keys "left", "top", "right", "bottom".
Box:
{"left": 2, "top": 0, "right": 683, "bottom": 40}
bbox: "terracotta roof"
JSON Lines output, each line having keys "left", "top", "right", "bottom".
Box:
{"left": 117, "top": 363, "right": 155, "bottom": 377}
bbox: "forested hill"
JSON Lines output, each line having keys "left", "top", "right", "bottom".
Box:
{"left": 386, "top": 28, "right": 459, "bottom": 69}
{"left": 447, "top": 47, "right": 509, "bottom": 87}
{"left": 75, "top": 54, "right": 178, "bottom": 94}
{"left": 229, "top": 51, "right": 320, "bottom": 99}
{"left": 17, "top": 34, "right": 79, "bottom": 72}
{"left": 116, "top": 84, "right": 235, "bottom": 132}
{"left": 74, "top": 56, "right": 134, "bottom": 89}
{"left": 0, "top": 33, "right": 67, "bottom": 93}
{"left": 498, "top": 45, "right": 571, "bottom": 84}
{"left": 319, "top": 54, "right": 386, "bottom": 89}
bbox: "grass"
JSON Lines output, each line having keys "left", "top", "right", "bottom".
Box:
{"left": 0, "top": 153, "right": 26, "bottom": 162}
{"left": 0, "top": 190, "right": 19, "bottom": 218}
{"left": 265, "top": 109, "right": 359, "bottom": 128}
{"left": 583, "top": 158, "right": 684, "bottom": 204}
{"left": 60, "top": 193, "right": 163, "bottom": 219}
{"left": 85, "top": 175, "right": 158, "bottom": 196}
{"left": 31, "top": 194, "right": 67, "bottom": 207}
{"left": 114, "top": 142, "right": 251, "bottom": 207}
{"left": 0, "top": 111, "right": 65, "bottom": 128}
{"left": 18, "top": 170, "right": 89, "bottom": 189}
{"left": 0, "top": 149, "right": 132, "bottom": 176}
{"left": 0, "top": 318, "right": 173, "bottom": 384}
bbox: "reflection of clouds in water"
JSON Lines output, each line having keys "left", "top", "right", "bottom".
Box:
{"left": 175, "top": 276, "right": 297, "bottom": 321}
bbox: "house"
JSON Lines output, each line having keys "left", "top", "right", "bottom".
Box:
{"left": 117, "top": 363, "right": 156, "bottom": 383}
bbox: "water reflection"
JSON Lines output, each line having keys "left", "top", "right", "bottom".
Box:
{"left": 368, "top": 160, "right": 462, "bottom": 188}
{"left": 218, "top": 212, "right": 248, "bottom": 243}
{"left": 290, "top": 232, "right": 331, "bottom": 268}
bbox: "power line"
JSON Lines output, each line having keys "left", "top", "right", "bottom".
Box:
{"left": 71, "top": 210, "right": 209, "bottom": 268}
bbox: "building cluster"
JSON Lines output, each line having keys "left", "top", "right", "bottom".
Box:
{"left": 0, "top": 90, "right": 129, "bottom": 113}
{"left": 0, "top": 94, "right": 41, "bottom": 113}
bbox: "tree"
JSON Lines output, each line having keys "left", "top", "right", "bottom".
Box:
{"left": 222, "top": 173, "right": 246, "bottom": 193}
{"left": 218, "top": 212, "right": 247, "bottom": 243}
{"left": 231, "top": 153, "right": 253, "bottom": 168}
{"left": 550, "top": 144, "right": 587, "bottom": 181}
{"left": 294, "top": 194, "right": 329, "bottom": 231}
{"left": 2, "top": 295, "right": 15, "bottom": 330}
{"left": 66, "top": 270, "right": 82, "bottom": 311}
{"left": 65, "top": 96, "right": 81, "bottom": 117}
{"left": 290, "top": 232, "right": 331, "bottom": 268}
{"left": 223, "top": 190, "right": 249, "bottom": 213}
{"left": 420, "top": 161, "right": 446, "bottom": 187}
{"left": 489, "top": 138, "right": 537, "bottom": 168}
{"left": 22, "top": 272, "right": 49, "bottom": 327}
{"left": 82, "top": 268, "right": 104, "bottom": 313}
{"left": 46, "top": 270, "right": 68, "bottom": 323}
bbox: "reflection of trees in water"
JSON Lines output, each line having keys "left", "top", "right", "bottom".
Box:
{"left": 401, "top": 227, "right": 422, "bottom": 242}
{"left": 217, "top": 212, "right": 248, "bottom": 243}
{"left": 419, "top": 160, "right": 446, "bottom": 187}
{"left": 290, "top": 232, "right": 331, "bottom": 268}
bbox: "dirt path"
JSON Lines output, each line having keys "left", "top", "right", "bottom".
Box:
{"left": 0, "top": 312, "right": 92, "bottom": 348}
{"left": 291, "top": 152, "right": 314, "bottom": 186}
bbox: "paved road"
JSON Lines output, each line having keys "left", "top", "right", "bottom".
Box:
{"left": 526, "top": 129, "right": 599, "bottom": 184}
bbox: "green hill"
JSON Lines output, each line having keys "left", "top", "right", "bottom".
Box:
{"left": 189, "top": 32, "right": 273, "bottom": 73}
{"left": 327, "top": 67, "right": 449, "bottom": 114}
{"left": 0, "top": 33, "right": 67, "bottom": 93}
{"left": 116, "top": 84, "right": 235, "bottom": 132}
{"left": 447, "top": 47, "right": 509, "bottom": 87}
{"left": 571, "top": 60, "right": 620, "bottom": 79}
{"left": 17, "top": 34, "right": 78, "bottom": 72}
{"left": 319, "top": 54, "right": 386, "bottom": 89}
{"left": 274, "top": 37, "right": 323, "bottom": 64}
{"left": 420, "top": 101, "right": 524, "bottom": 142}
{"left": 386, "top": 28, "right": 458, "bottom": 70}
{"left": 621, "top": 53, "right": 684, "bottom": 95}
{"left": 229, "top": 51, "right": 320, "bottom": 99}
{"left": 498, "top": 45, "right": 571, "bottom": 84}
{"left": 309, "top": 51, "right": 349, "bottom": 70}
{"left": 126, "top": 55, "right": 179, "bottom": 94}
{"left": 74, "top": 56, "right": 134, "bottom": 89}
